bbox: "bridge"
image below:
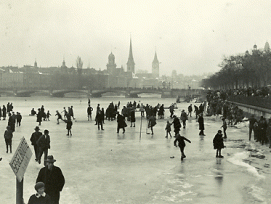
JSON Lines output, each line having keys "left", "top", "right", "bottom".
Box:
{"left": 0, "top": 88, "right": 205, "bottom": 98}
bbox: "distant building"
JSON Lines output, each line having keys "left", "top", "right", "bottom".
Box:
{"left": 152, "top": 51, "right": 159, "bottom": 79}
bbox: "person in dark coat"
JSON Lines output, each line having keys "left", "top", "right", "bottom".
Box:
{"left": 4, "top": 126, "right": 13, "bottom": 153}
{"left": 37, "top": 108, "right": 42, "bottom": 126}
{"left": 36, "top": 155, "right": 65, "bottom": 204}
{"left": 96, "top": 110, "right": 104, "bottom": 130}
{"left": 117, "top": 112, "right": 126, "bottom": 133}
{"left": 16, "top": 112, "right": 22, "bottom": 127}
{"left": 180, "top": 110, "right": 188, "bottom": 129}
{"left": 221, "top": 117, "right": 227, "bottom": 139}
{"left": 8, "top": 112, "right": 16, "bottom": 132}
{"left": 174, "top": 133, "right": 191, "bottom": 160}
{"left": 28, "top": 182, "right": 51, "bottom": 204}
{"left": 87, "top": 105, "right": 93, "bottom": 121}
{"left": 2, "top": 105, "right": 6, "bottom": 120}
{"left": 266, "top": 118, "right": 271, "bottom": 148}
{"left": 148, "top": 115, "right": 156, "bottom": 135}
{"left": 36, "top": 129, "right": 50, "bottom": 165}
{"left": 198, "top": 113, "right": 205, "bottom": 136}
{"left": 30, "top": 126, "right": 43, "bottom": 162}
{"left": 65, "top": 119, "right": 73, "bottom": 136}
{"left": 130, "top": 108, "right": 136, "bottom": 127}
{"left": 213, "top": 130, "right": 225, "bottom": 158}
{"left": 188, "top": 104, "right": 193, "bottom": 117}
{"left": 0, "top": 106, "right": 2, "bottom": 120}
{"left": 55, "top": 111, "right": 62, "bottom": 124}
{"left": 172, "top": 115, "right": 181, "bottom": 136}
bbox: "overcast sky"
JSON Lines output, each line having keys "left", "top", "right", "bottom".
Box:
{"left": 1, "top": 0, "right": 271, "bottom": 76}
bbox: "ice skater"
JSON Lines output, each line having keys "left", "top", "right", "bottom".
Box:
{"left": 64, "top": 119, "right": 73, "bottom": 136}
{"left": 16, "top": 112, "right": 22, "bottom": 127}
{"left": 4, "top": 126, "right": 13, "bottom": 153}
{"left": 213, "top": 130, "right": 225, "bottom": 158}
{"left": 221, "top": 117, "right": 227, "bottom": 139}
{"left": 46, "top": 110, "right": 51, "bottom": 121}
{"left": 165, "top": 120, "right": 172, "bottom": 138}
{"left": 55, "top": 111, "right": 62, "bottom": 124}
{"left": 174, "top": 133, "right": 191, "bottom": 160}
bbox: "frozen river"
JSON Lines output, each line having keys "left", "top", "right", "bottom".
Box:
{"left": 0, "top": 95, "right": 270, "bottom": 203}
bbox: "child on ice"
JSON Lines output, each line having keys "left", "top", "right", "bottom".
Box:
{"left": 213, "top": 130, "right": 225, "bottom": 158}
{"left": 174, "top": 133, "right": 191, "bottom": 160}
{"left": 165, "top": 120, "right": 172, "bottom": 138}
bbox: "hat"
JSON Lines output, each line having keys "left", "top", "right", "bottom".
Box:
{"left": 46, "top": 155, "right": 56, "bottom": 163}
{"left": 218, "top": 130, "right": 222, "bottom": 133}
{"left": 34, "top": 126, "right": 40, "bottom": 130}
{"left": 35, "top": 182, "right": 45, "bottom": 191}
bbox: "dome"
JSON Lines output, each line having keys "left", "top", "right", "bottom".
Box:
{"left": 108, "top": 52, "right": 115, "bottom": 60}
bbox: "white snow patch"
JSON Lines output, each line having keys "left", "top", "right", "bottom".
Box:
{"left": 227, "top": 152, "right": 265, "bottom": 179}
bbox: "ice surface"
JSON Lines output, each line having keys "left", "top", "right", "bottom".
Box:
{"left": 0, "top": 96, "right": 269, "bottom": 203}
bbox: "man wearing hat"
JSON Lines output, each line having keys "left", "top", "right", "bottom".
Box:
{"left": 36, "top": 155, "right": 65, "bottom": 204}
{"left": 30, "top": 126, "right": 42, "bottom": 162}
{"left": 27, "top": 182, "right": 51, "bottom": 204}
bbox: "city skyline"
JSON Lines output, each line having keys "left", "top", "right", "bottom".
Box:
{"left": 1, "top": 0, "right": 271, "bottom": 76}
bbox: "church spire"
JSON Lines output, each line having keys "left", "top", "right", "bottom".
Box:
{"left": 127, "top": 37, "right": 135, "bottom": 73}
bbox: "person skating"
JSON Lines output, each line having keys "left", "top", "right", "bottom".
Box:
{"left": 65, "top": 118, "right": 73, "bottom": 136}
{"left": 198, "top": 113, "right": 205, "bottom": 136}
{"left": 55, "top": 111, "right": 62, "bottom": 124}
{"left": 37, "top": 108, "right": 42, "bottom": 126}
{"left": 46, "top": 110, "right": 51, "bottom": 121}
{"left": 36, "top": 155, "right": 65, "bottom": 204}
{"left": 117, "top": 112, "right": 126, "bottom": 133}
{"left": 172, "top": 115, "right": 181, "bottom": 136}
{"left": 87, "top": 105, "right": 93, "bottom": 121}
{"left": 27, "top": 182, "right": 51, "bottom": 204}
{"left": 188, "top": 104, "right": 193, "bottom": 117}
{"left": 165, "top": 120, "right": 172, "bottom": 138}
{"left": 174, "top": 133, "right": 191, "bottom": 160}
{"left": 148, "top": 115, "right": 156, "bottom": 135}
{"left": 30, "top": 126, "right": 43, "bottom": 162}
{"left": 2, "top": 105, "right": 6, "bottom": 120}
{"left": 213, "top": 130, "right": 225, "bottom": 158}
{"left": 180, "top": 110, "right": 188, "bottom": 129}
{"left": 221, "top": 117, "right": 227, "bottom": 139}
{"left": 4, "top": 126, "right": 13, "bottom": 153}
{"left": 130, "top": 108, "right": 136, "bottom": 127}
{"left": 36, "top": 129, "right": 50, "bottom": 165}
{"left": 16, "top": 112, "right": 22, "bottom": 127}
{"left": 96, "top": 110, "right": 104, "bottom": 130}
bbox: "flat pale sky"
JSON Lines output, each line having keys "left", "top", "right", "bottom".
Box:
{"left": 1, "top": 0, "right": 271, "bottom": 76}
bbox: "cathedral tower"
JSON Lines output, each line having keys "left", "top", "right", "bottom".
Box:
{"left": 152, "top": 51, "right": 159, "bottom": 78}
{"left": 126, "top": 38, "right": 135, "bottom": 73}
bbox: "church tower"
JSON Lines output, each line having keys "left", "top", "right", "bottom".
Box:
{"left": 107, "top": 52, "right": 117, "bottom": 75}
{"left": 152, "top": 51, "right": 159, "bottom": 78}
{"left": 126, "top": 38, "right": 135, "bottom": 73}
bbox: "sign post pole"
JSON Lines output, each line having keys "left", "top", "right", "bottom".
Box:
{"left": 16, "top": 177, "right": 24, "bottom": 204}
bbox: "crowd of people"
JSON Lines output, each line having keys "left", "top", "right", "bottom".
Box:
{"left": 3, "top": 92, "right": 271, "bottom": 203}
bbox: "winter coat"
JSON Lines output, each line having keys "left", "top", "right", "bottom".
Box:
{"left": 30, "top": 131, "right": 42, "bottom": 146}
{"left": 213, "top": 133, "right": 225, "bottom": 149}
{"left": 28, "top": 193, "right": 51, "bottom": 204}
{"left": 37, "top": 135, "right": 50, "bottom": 149}
{"left": 198, "top": 115, "right": 204, "bottom": 130}
{"left": 36, "top": 166, "right": 65, "bottom": 195}
{"left": 174, "top": 135, "right": 191, "bottom": 148}
{"left": 117, "top": 114, "right": 127, "bottom": 128}
{"left": 4, "top": 129, "right": 13, "bottom": 140}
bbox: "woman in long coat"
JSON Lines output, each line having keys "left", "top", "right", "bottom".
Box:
{"left": 130, "top": 109, "right": 135, "bottom": 127}
{"left": 198, "top": 113, "right": 205, "bottom": 135}
{"left": 117, "top": 112, "right": 126, "bottom": 133}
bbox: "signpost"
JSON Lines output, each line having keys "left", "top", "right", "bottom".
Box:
{"left": 9, "top": 137, "right": 32, "bottom": 204}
